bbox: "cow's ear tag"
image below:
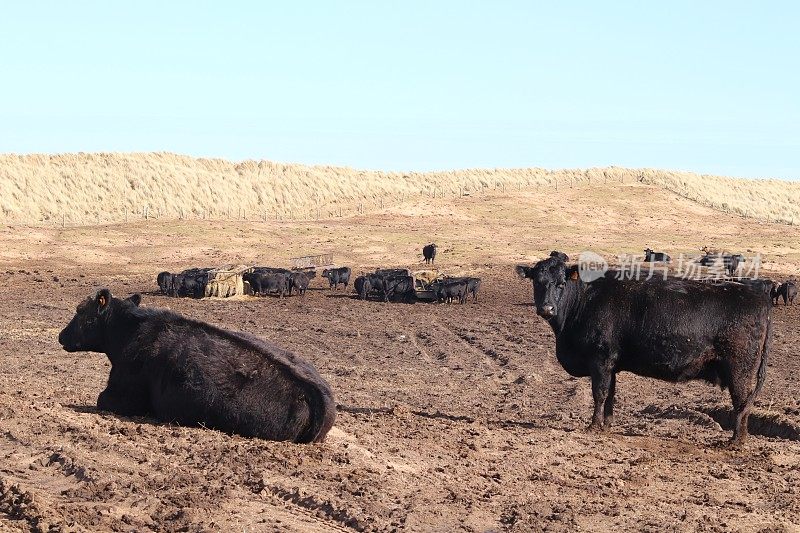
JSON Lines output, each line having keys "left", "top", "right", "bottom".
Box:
{"left": 569, "top": 269, "right": 579, "bottom": 281}
{"left": 96, "top": 289, "right": 112, "bottom": 313}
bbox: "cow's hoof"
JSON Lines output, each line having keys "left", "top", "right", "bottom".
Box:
{"left": 586, "top": 422, "right": 604, "bottom": 432}
{"left": 726, "top": 437, "right": 746, "bottom": 450}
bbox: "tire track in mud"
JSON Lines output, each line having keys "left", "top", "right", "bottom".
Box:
{"left": 0, "top": 477, "right": 48, "bottom": 532}
{"left": 429, "top": 313, "right": 599, "bottom": 430}
{"left": 0, "top": 410, "right": 152, "bottom": 531}
{"left": 401, "top": 316, "right": 546, "bottom": 424}
{"left": 256, "top": 482, "right": 365, "bottom": 532}
{"left": 415, "top": 317, "right": 509, "bottom": 374}
{"left": 0, "top": 398, "right": 272, "bottom": 531}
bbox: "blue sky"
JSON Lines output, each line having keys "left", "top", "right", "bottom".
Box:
{"left": 1, "top": 1, "right": 798, "bottom": 178}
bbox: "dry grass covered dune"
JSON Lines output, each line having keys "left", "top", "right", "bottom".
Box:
{"left": 0, "top": 152, "right": 798, "bottom": 225}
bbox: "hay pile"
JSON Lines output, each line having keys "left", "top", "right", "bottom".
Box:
{"left": 204, "top": 265, "right": 250, "bottom": 298}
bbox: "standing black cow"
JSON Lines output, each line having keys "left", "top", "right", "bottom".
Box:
{"left": 383, "top": 275, "right": 416, "bottom": 303}
{"left": 643, "top": 248, "right": 671, "bottom": 262}
{"left": 173, "top": 272, "right": 208, "bottom": 298}
{"left": 773, "top": 281, "right": 797, "bottom": 305}
{"left": 698, "top": 253, "right": 745, "bottom": 276}
{"left": 443, "top": 276, "right": 481, "bottom": 303}
{"left": 58, "top": 290, "right": 336, "bottom": 443}
{"left": 726, "top": 254, "right": 745, "bottom": 276}
{"left": 322, "top": 267, "right": 351, "bottom": 290}
{"left": 467, "top": 278, "right": 481, "bottom": 302}
{"left": 354, "top": 276, "right": 371, "bottom": 300}
{"left": 423, "top": 243, "right": 437, "bottom": 264}
{"left": 367, "top": 274, "right": 386, "bottom": 297}
{"left": 156, "top": 272, "right": 173, "bottom": 295}
{"left": 169, "top": 274, "right": 185, "bottom": 297}
{"left": 289, "top": 272, "right": 310, "bottom": 296}
{"left": 169, "top": 268, "right": 213, "bottom": 298}
{"left": 243, "top": 271, "right": 289, "bottom": 298}
{"left": 433, "top": 280, "right": 468, "bottom": 304}
{"left": 522, "top": 255, "right": 771, "bottom": 445}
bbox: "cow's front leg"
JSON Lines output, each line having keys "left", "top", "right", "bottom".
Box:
{"left": 588, "top": 367, "right": 614, "bottom": 431}
{"left": 97, "top": 383, "right": 150, "bottom": 417}
{"left": 603, "top": 373, "right": 617, "bottom": 428}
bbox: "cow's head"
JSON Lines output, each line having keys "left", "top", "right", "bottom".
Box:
{"left": 58, "top": 289, "right": 141, "bottom": 353}
{"left": 530, "top": 257, "right": 578, "bottom": 319}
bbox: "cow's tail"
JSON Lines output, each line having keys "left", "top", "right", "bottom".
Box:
{"left": 745, "top": 315, "right": 771, "bottom": 412}
{"left": 297, "top": 382, "right": 337, "bottom": 444}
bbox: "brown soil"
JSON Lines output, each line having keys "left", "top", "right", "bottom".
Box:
{"left": 0, "top": 184, "right": 798, "bottom": 532}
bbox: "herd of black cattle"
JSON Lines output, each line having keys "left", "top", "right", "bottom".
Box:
{"left": 156, "top": 263, "right": 483, "bottom": 304}
{"left": 157, "top": 267, "right": 320, "bottom": 299}
{"left": 57, "top": 244, "right": 797, "bottom": 447}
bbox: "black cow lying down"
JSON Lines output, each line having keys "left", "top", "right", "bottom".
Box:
{"left": 521, "top": 255, "right": 772, "bottom": 445}
{"left": 58, "top": 289, "right": 336, "bottom": 443}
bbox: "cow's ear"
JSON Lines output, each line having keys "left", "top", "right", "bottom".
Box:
{"left": 567, "top": 265, "right": 579, "bottom": 281}
{"left": 515, "top": 265, "right": 533, "bottom": 279}
{"left": 126, "top": 293, "right": 142, "bottom": 306}
{"left": 95, "top": 288, "right": 112, "bottom": 313}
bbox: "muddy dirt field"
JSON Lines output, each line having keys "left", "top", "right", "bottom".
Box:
{"left": 1, "top": 185, "right": 800, "bottom": 532}
{"left": 1, "top": 261, "right": 799, "bottom": 532}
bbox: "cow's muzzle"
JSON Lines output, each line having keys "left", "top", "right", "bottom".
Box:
{"left": 58, "top": 328, "right": 79, "bottom": 352}
{"left": 537, "top": 305, "right": 556, "bottom": 318}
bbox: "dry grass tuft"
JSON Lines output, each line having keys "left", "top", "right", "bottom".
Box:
{"left": 0, "top": 152, "right": 797, "bottom": 225}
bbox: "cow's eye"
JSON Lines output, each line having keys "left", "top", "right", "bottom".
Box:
{"left": 558, "top": 281, "right": 566, "bottom": 289}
